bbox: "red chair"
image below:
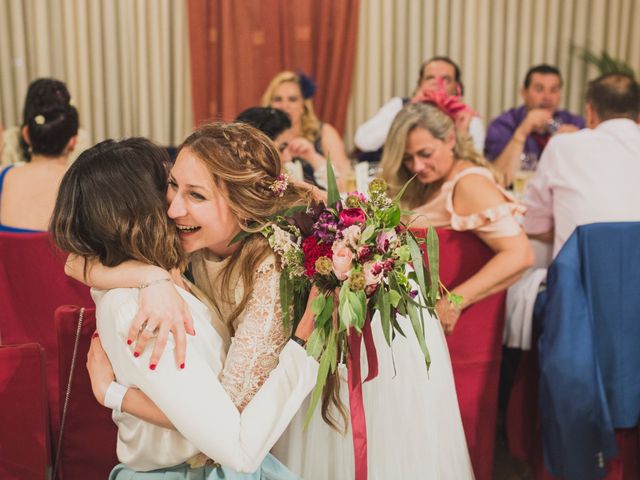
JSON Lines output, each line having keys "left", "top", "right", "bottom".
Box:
{"left": 0, "top": 343, "right": 50, "bottom": 480}
{"left": 54, "top": 305, "right": 119, "bottom": 480}
{"left": 0, "top": 232, "right": 92, "bottom": 440}
{"left": 414, "top": 227, "right": 506, "bottom": 480}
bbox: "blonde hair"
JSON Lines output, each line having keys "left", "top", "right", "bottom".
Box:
{"left": 260, "top": 71, "right": 321, "bottom": 142}
{"left": 380, "top": 102, "right": 493, "bottom": 209}
{"left": 179, "top": 122, "right": 312, "bottom": 331}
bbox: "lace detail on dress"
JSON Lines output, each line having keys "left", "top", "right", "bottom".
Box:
{"left": 219, "top": 258, "right": 288, "bottom": 411}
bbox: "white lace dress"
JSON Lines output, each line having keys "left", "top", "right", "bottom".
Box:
{"left": 191, "top": 251, "right": 473, "bottom": 479}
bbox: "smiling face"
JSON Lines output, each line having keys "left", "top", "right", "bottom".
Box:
{"left": 269, "top": 81, "right": 304, "bottom": 126}
{"left": 402, "top": 126, "right": 456, "bottom": 184}
{"left": 166, "top": 148, "right": 241, "bottom": 257}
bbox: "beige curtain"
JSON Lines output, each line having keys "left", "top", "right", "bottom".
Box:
{"left": 345, "top": 0, "right": 640, "bottom": 150}
{"left": 0, "top": 0, "right": 193, "bottom": 146}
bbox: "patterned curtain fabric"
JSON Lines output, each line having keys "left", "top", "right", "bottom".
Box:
{"left": 187, "top": 0, "right": 359, "bottom": 134}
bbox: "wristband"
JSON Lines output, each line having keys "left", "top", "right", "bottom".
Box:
{"left": 139, "top": 277, "right": 171, "bottom": 289}
{"left": 291, "top": 335, "right": 306, "bottom": 347}
{"left": 104, "top": 381, "right": 128, "bottom": 412}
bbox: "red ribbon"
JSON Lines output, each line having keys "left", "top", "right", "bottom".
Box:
{"left": 347, "top": 314, "right": 379, "bottom": 480}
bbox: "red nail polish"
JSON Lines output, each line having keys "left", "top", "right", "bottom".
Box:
{"left": 127, "top": 339, "right": 132, "bottom": 345}
{"left": 149, "top": 364, "right": 156, "bottom": 370}
{"left": 133, "top": 352, "right": 140, "bottom": 358}
{"left": 92, "top": 332, "right": 99, "bottom": 339}
{"left": 180, "top": 363, "right": 185, "bottom": 369}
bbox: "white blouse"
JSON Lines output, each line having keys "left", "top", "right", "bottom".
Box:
{"left": 92, "top": 285, "right": 318, "bottom": 473}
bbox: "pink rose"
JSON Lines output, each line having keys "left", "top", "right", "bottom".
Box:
{"left": 332, "top": 240, "right": 354, "bottom": 281}
{"left": 376, "top": 229, "right": 398, "bottom": 254}
{"left": 338, "top": 208, "right": 366, "bottom": 228}
{"left": 363, "top": 261, "right": 384, "bottom": 287}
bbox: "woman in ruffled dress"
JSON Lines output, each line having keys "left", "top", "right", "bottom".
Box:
{"left": 379, "top": 101, "right": 533, "bottom": 480}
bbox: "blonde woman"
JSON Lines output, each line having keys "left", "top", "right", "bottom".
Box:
{"left": 261, "top": 71, "right": 351, "bottom": 188}
{"left": 381, "top": 101, "right": 533, "bottom": 480}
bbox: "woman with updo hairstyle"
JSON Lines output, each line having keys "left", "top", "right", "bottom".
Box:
{"left": 1, "top": 77, "right": 90, "bottom": 167}
{"left": 261, "top": 71, "right": 351, "bottom": 189}
{"left": 0, "top": 102, "right": 79, "bottom": 232}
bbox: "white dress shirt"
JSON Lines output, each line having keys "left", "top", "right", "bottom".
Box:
{"left": 92, "top": 286, "right": 318, "bottom": 473}
{"left": 354, "top": 96, "right": 485, "bottom": 153}
{"left": 524, "top": 118, "right": 640, "bottom": 257}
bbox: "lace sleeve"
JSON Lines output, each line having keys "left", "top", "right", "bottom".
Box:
{"left": 220, "top": 258, "right": 289, "bottom": 411}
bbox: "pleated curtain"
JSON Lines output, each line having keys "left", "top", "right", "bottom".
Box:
{"left": 345, "top": 0, "right": 640, "bottom": 150}
{"left": 0, "top": 0, "right": 193, "bottom": 146}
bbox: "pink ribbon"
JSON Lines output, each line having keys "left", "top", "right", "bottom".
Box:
{"left": 347, "top": 314, "right": 378, "bottom": 480}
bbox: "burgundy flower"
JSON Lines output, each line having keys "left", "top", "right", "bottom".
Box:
{"left": 302, "top": 235, "right": 333, "bottom": 277}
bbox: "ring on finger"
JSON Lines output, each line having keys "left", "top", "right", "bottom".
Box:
{"left": 141, "top": 323, "right": 158, "bottom": 336}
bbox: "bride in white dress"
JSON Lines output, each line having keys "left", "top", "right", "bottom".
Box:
{"left": 273, "top": 310, "right": 474, "bottom": 480}
{"left": 71, "top": 122, "right": 473, "bottom": 479}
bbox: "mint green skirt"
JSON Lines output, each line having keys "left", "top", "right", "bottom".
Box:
{"left": 109, "top": 454, "right": 301, "bottom": 480}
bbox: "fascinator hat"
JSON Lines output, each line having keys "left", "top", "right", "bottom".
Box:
{"left": 414, "top": 77, "right": 478, "bottom": 121}
{"left": 297, "top": 72, "right": 317, "bottom": 99}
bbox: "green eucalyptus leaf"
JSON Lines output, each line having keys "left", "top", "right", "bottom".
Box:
{"left": 305, "top": 329, "right": 324, "bottom": 359}
{"left": 426, "top": 226, "right": 439, "bottom": 305}
{"left": 361, "top": 223, "right": 377, "bottom": 242}
{"left": 387, "top": 290, "right": 401, "bottom": 308}
{"left": 406, "top": 300, "right": 431, "bottom": 370}
{"left": 378, "top": 289, "right": 392, "bottom": 346}
{"left": 326, "top": 155, "right": 340, "bottom": 207}
{"left": 382, "top": 204, "right": 401, "bottom": 227}
{"left": 311, "top": 294, "right": 327, "bottom": 317}
{"left": 303, "top": 334, "right": 334, "bottom": 430}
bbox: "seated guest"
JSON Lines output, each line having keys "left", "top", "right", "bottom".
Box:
{"left": 381, "top": 100, "right": 532, "bottom": 331}
{"left": 1, "top": 78, "right": 89, "bottom": 167}
{"left": 260, "top": 71, "right": 351, "bottom": 188}
{"left": 484, "top": 64, "right": 585, "bottom": 185}
{"left": 0, "top": 102, "right": 78, "bottom": 232}
{"left": 234, "top": 106, "right": 304, "bottom": 181}
{"left": 524, "top": 73, "right": 640, "bottom": 257}
{"left": 355, "top": 56, "right": 485, "bottom": 158}
{"left": 380, "top": 101, "right": 532, "bottom": 480}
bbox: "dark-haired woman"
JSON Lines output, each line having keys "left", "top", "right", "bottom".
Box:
{"left": 51, "top": 136, "right": 318, "bottom": 479}
{"left": 0, "top": 103, "right": 78, "bottom": 232}
{"left": 1, "top": 77, "right": 90, "bottom": 167}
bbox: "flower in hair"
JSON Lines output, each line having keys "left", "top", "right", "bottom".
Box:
{"left": 34, "top": 114, "right": 46, "bottom": 125}
{"left": 297, "top": 72, "right": 317, "bottom": 99}
{"left": 414, "top": 77, "right": 478, "bottom": 121}
{"left": 269, "top": 173, "right": 289, "bottom": 198}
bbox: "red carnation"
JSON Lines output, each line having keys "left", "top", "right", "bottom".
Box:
{"left": 302, "top": 236, "right": 333, "bottom": 277}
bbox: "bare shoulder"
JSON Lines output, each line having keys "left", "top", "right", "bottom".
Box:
{"left": 452, "top": 168, "right": 506, "bottom": 216}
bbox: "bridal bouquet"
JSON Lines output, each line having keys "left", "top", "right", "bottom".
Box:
{"left": 263, "top": 160, "right": 440, "bottom": 423}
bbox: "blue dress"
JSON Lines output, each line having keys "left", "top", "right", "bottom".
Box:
{"left": 0, "top": 165, "right": 41, "bottom": 233}
{"left": 109, "top": 454, "right": 300, "bottom": 480}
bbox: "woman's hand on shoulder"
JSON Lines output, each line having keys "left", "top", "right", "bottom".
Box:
{"left": 129, "top": 276, "right": 195, "bottom": 370}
